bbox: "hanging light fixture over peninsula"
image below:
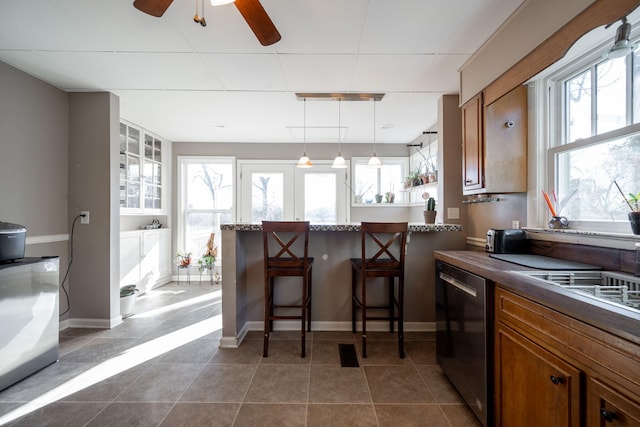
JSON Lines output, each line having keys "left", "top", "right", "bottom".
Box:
{"left": 367, "top": 99, "right": 382, "bottom": 168}
{"left": 297, "top": 98, "right": 313, "bottom": 168}
{"left": 332, "top": 98, "right": 348, "bottom": 169}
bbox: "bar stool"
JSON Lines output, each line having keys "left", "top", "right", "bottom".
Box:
{"left": 262, "top": 221, "right": 313, "bottom": 358}
{"left": 351, "top": 222, "right": 408, "bottom": 358}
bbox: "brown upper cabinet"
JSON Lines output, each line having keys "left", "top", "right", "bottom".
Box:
{"left": 462, "top": 85, "right": 527, "bottom": 195}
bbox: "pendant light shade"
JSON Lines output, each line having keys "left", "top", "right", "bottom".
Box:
{"left": 605, "top": 17, "right": 637, "bottom": 59}
{"left": 297, "top": 98, "right": 313, "bottom": 168}
{"left": 368, "top": 99, "right": 383, "bottom": 168}
{"left": 332, "top": 99, "right": 348, "bottom": 169}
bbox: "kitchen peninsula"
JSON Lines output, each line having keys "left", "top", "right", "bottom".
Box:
{"left": 219, "top": 223, "right": 464, "bottom": 347}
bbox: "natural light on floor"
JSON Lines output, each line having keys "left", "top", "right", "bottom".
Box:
{"left": 0, "top": 291, "right": 222, "bottom": 425}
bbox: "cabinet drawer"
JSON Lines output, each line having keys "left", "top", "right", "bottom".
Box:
{"left": 588, "top": 378, "right": 640, "bottom": 426}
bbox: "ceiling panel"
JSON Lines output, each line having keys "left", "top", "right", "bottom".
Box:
{"left": 0, "top": 0, "right": 528, "bottom": 143}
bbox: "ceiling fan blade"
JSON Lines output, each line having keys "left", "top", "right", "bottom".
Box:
{"left": 133, "top": 0, "right": 174, "bottom": 17}
{"left": 234, "top": 0, "right": 281, "bottom": 46}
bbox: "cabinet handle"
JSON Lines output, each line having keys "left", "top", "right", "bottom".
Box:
{"left": 600, "top": 408, "right": 618, "bottom": 422}
{"left": 549, "top": 375, "right": 565, "bottom": 385}
{"left": 465, "top": 179, "right": 473, "bottom": 184}
{"left": 505, "top": 120, "right": 514, "bottom": 128}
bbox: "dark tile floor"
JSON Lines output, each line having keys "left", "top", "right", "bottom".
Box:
{"left": 0, "top": 282, "right": 481, "bottom": 426}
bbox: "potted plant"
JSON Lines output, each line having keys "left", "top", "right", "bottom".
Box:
{"left": 119, "top": 284, "right": 139, "bottom": 318}
{"left": 423, "top": 196, "right": 437, "bottom": 224}
{"left": 627, "top": 191, "right": 640, "bottom": 235}
{"left": 614, "top": 181, "right": 640, "bottom": 235}
{"left": 177, "top": 251, "right": 192, "bottom": 267}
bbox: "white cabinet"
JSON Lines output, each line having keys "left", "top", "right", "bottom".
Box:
{"left": 120, "top": 229, "right": 171, "bottom": 292}
{"left": 120, "top": 120, "right": 170, "bottom": 214}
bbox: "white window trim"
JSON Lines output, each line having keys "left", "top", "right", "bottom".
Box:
{"left": 528, "top": 17, "right": 640, "bottom": 242}
{"left": 350, "top": 156, "right": 410, "bottom": 206}
{"left": 177, "top": 156, "right": 236, "bottom": 256}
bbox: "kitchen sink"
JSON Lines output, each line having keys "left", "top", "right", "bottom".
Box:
{"left": 512, "top": 270, "right": 640, "bottom": 313}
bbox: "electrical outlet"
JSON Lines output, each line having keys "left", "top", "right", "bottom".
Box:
{"left": 80, "top": 211, "right": 90, "bottom": 225}
{"left": 512, "top": 220, "right": 520, "bottom": 229}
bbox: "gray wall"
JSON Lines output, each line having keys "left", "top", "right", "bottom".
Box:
{"left": 0, "top": 61, "right": 120, "bottom": 325}
{"left": 0, "top": 61, "right": 71, "bottom": 315}
{"left": 68, "top": 93, "right": 120, "bottom": 324}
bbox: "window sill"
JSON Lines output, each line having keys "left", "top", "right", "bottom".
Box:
{"left": 524, "top": 228, "right": 640, "bottom": 250}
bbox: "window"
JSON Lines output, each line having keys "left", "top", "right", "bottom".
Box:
{"left": 239, "top": 161, "right": 349, "bottom": 223}
{"left": 178, "top": 157, "right": 235, "bottom": 263}
{"left": 351, "top": 158, "right": 408, "bottom": 204}
{"left": 547, "top": 41, "right": 640, "bottom": 230}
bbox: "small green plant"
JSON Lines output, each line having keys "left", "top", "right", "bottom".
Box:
{"left": 628, "top": 192, "right": 640, "bottom": 211}
{"left": 198, "top": 255, "right": 215, "bottom": 270}
{"left": 120, "top": 284, "right": 138, "bottom": 297}
{"left": 425, "top": 197, "right": 436, "bottom": 211}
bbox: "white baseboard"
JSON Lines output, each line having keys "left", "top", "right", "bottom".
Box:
{"left": 222, "top": 320, "right": 435, "bottom": 348}
{"left": 63, "top": 316, "right": 123, "bottom": 330}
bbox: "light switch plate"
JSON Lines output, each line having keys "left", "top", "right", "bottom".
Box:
{"left": 447, "top": 207, "right": 460, "bottom": 220}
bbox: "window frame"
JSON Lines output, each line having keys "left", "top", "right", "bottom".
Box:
{"left": 177, "top": 156, "right": 236, "bottom": 264}
{"left": 350, "top": 157, "right": 409, "bottom": 206}
{"left": 541, "top": 28, "right": 640, "bottom": 233}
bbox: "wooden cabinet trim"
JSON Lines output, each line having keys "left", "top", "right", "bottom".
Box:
{"left": 495, "top": 286, "right": 640, "bottom": 398}
{"left": 484, "top": 0, "right": 640, "bottom": 106}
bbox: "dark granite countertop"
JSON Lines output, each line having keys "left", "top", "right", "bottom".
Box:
{"left": 433, "top": 250, "right": 640, "bottom": 345}
{"left": 221, "top": 223, "right": 462, "bottom": 232}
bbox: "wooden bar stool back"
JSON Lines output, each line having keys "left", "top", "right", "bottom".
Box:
{"left": 351, "top": 222, "right": 408, "bottom": 358}
{"left": 262, "top": 221, "right": 313, "bottom": 358}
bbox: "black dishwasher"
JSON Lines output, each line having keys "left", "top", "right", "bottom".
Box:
{"left": 435, "top": 261, "right": 492, "bottom": 427}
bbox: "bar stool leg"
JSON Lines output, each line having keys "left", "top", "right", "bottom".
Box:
{"left": 307, "top": 267, "right": 312, "bottom": 332}
{"left": 301, "top": 275, "right": 307, "bottom": 358}
{"left": 398, "top": 277, "right": 405, "bottom": 359}
{"left": 351, "top": 267, "right": 357, "bottom": 333}
{"left": 263, "top": 274, "right": 270, "bottom": 358}
{"left": 361, "top": 272, "right": 367, "bottom": 358}
{"left": 388, "top": 278, "right": 394, "bottom": 333}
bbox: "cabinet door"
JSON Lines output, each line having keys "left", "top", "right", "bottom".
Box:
{"left": 495, "top": 324, "right": 582, "bottom": 427}
{"left": 484, "top": 85, "right": 527, "bottom": 193}
{"left": 462, "top": 92, "right": 484, "bottom": 194}
{"left": 587, "top": 378, "right": 640, "bottom": 426}
{"left": 120, "top": 234, "right": 142, "bottom": 287}
{"left": 141, "top": 231, "right": 161, "bottom": 291}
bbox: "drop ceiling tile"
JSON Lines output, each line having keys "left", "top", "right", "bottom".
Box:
{"left": 268, "top": 0, "right": 367, "bottom": 54}
{"left": 351, "top": 55, "right": 435, "bottom": 92}
{"left": 200, "top": 53, "right": 286, "bottom": 91}
{"left": 279, "top": 54, "right": 356, "bottom": 92}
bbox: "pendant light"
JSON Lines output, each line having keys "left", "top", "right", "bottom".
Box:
{"left": 297, "top": 98, "right": 313, "bottom": 168}
{"left": 332, "top": 98, "right": 348, "bottom": 169}
{"left": 367, "top": 99, "right": 382, "bottom": 168}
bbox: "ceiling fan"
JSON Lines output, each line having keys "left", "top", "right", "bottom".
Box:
{"left": 133, "top": 0, "right": 281, "bottom": 46}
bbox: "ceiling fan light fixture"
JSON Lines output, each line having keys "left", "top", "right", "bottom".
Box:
{"left": 210, "top": 0, "right": 235, "bottom": 5}
{"left": 605, "top": 17, "right": 638, "bottom": 59}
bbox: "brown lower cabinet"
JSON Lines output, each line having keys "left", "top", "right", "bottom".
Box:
{"left": 494, "top": 286, "right": 640, "bottom": 426}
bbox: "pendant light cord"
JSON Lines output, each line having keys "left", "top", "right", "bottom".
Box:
{"left": 338, "top": 98, "right": 341, "bottom": 154}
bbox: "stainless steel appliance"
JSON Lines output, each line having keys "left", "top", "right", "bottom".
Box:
{"left": 0, "top": 257, "right": 59, "bottom": 391}
{"left": 512, "top": 269, "right": 640, "bottom": 313}
{"left": 485, "top": 228, "right": 527, "bottom": 253}
{"left": 0, "top": 222, "right": 26, "bottom": 262}
{"left": 436, "top": 261, "right": 491, "bottom": 426}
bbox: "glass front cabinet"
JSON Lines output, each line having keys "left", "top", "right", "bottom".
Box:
{"left": 119, "top": 120, "right": 168, "bottom": 213}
